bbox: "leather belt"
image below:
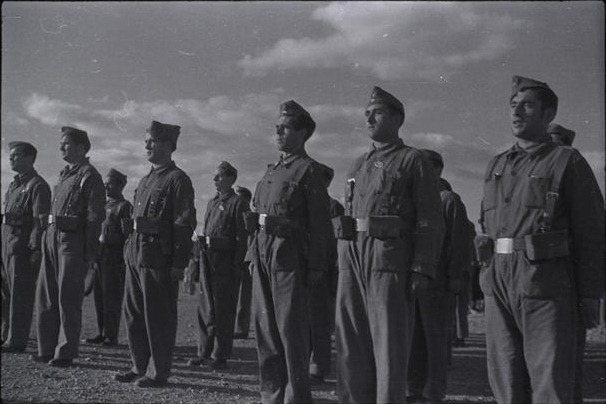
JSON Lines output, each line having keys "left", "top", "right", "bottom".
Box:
{"left": 355, "top": 218, "right": 369, "bottom": 232}
{"left": 494, "top": 237, "right": 525, "bottom": 254}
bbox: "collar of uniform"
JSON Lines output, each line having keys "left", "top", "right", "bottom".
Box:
{"left": 366, "top": 138, "right": 405, "bottom": 160}
{"left": 508, "top": 139, "right": 554, "bottom": 159}
{"left": 150, "top": 160, "right": 176, "bottom": 175}
{"left": 13, "top": 168, "right": 36, "bottom": 187}
{"left": 274, "top": 152, "right": 308, "bottom": 169}
{"left": 215, "top": 188, "right": 235, "bottom": 202}
{"left": 107, "top": 195, "right": 125, "bottom": 203}
{"left": 60, "top": 157, "right": 89, "bottom": 178}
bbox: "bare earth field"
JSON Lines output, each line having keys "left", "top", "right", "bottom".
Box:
{"left": 2, "top": 291, "right": 605, "bottom": 404}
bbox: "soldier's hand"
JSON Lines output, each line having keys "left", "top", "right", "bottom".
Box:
{"left": 307, "top": 269, "right": 325, "bottom": 287}
{"left": 447, "top": 277, "right": 461, "bottom": 294}
{"left": 248, "top": 262, "right": 255, "bottom": 276}
{"left": 580, "top": 298, "right": 601, "bottom": 329}
{"left": 170, "top": 267, "right": 185, "bottom": 282}
{"left": 409, "top": 272, "right": 431, "bottom": 299}
{"left": 29, "top": 249, "right": 42, "bottom": 268}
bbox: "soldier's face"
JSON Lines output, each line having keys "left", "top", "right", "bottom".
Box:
{"left": 59, "top": 135, "right": 85, "bottom": 163}
{"left": 9, "top": 148, "right": 33, "bottom": 173}
{"left": 104, "top": 176, "right": 123, "bottom": 199}
{"left": 213, "top": 169, "right": 234, "bottom": 193}
{"left": 275, "top": 116, "right": 306, "bottom": 153}
{"left": 365, "top": 104, "right": 399, "bottom": 141}
{"left": 144, "top": 133, "right": 172, "bottom": 164}
{"left": 510, "top": 90, "right": 554, "bottom": 140}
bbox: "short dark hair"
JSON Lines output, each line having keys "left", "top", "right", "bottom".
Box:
{"left": 289, "top": 114, "right": 316, "bottom": 141}
{"left": 388, "top": 105, "right": 405, "bottom": 127}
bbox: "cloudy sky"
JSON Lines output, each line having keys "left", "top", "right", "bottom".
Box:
{"left": 2, "top": 1, "right": 604, "bottom": 230}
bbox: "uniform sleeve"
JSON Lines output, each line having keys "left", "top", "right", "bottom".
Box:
{"left": 169, "top": 174, "right": 197, "bottom": 269}
{"left": 28, "top": 179, "right": 51, "bottom": 251}
{"left": 83, "top": 172, "right": 107, "bottom": 261}
{"left": 410, "top": 153, "right": 445, "bottom": 278}
{"left": 119, "top": 200, "right": 134, "bottom": 243}
{"left": 305, "top": 164, "right": 333, "bottom": 272}
{"left": 443, "top": 193, "right": 471, "bottom": 280}
{"left": 232, "top": 197, "right": 250, "bottom": 267}
{"left": 562, "top": 152, "right": 605, "bottom": 298}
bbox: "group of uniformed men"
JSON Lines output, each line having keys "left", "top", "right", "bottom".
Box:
{"left": 1, "top": 75, "right": 604, "bottom": 404}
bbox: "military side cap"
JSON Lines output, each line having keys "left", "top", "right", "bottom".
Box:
{"left": 61, "top": 126, "right": 91, "bottom": 151}
{"left": 548, "top": 123, "right": 576, "bottom": 146}
{"left": 421, "top": 149, "right": 444, "bottom": 167}
{"left": 8, "top": 141, "right": 37, "bottom": 157}
{"left": 280, "top": 100, "right": 312, "bottom": 119}
{"left": 217, "top": 161, "right": 237, "bottom": 178}
{"left": 107, "top": 168, "right": 127, "bottom": 185}
{"left": 511, "top": 75, "right": 551, "bottom": 97}
{"left": 146, "top": 120, "right": 181, "bottom": 145}
{"left": 367, "top": 86, "right": 404, "bottom": 117}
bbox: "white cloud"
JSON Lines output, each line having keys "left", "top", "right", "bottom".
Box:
{"left": 24, "top": 93, "right": 83, "bottom": 126}
{"left": 239, "top": 2, "right": 522, "bottom": 80}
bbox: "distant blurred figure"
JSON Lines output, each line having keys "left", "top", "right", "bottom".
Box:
{"left": 1, "top": 141, "right": 51, "bottom": 353}
{"left": 233, "top": 185, "right": 253, "bottom": 340}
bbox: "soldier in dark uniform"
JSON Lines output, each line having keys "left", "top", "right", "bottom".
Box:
{"left": 334, "top": 87, "right": 444, "bottom": 403}
{"left": 407, "top": 149, "right": 470, "bottom": 402}
{"left": 245, "top": 100, "right": 332, "bottom": 403}
{"left": 234, "top": 185, "right": 253, "bottom": 340}
{"left": 187, "top": 161, "right": 249, "bottom": 370}
{"left": 33, "top": 127, "right": 106, "bottom": 367}
{"left": 84, "top": 168, "right": 132, "bottom": 346}
{"left": 477, "top": 76, "right": 605, "bottom": 403}
{"left": 113, "top": 120, "right": 196, "bottom": 387}
{"left": 1, "top": 142, "right": 51, "bottom": 353}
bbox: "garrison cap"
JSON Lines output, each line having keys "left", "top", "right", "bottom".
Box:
{"left": 421, "top": 149, "right": 444, "bottom": 167}
{"left": 280, "top": 100, "right": 312, "bottom": 119}
{"left": 8, "top": 141, "right": 37, "bottom": 157}
{"left": 217, "top": 161, "right": 238, "bottom": 179}
{"left": 146, "top": 120, "right": 181, "bottom": 150}
{"left": 367, "top": 86, "right": 405, "bottom": 118}
{"left": 511, "top": 75, "right": 551, "bottom": 98}
{"left": 61, "top": 126, "right": 91, "bottom": 152}
{"left": 548, "top": 123, "right": 576, "bottom": 146}
{"left": 107, "top": 168, "right": 127, "bottom": 185}
{"left": 235, "top": 186, "right": 252, "bottom": 203}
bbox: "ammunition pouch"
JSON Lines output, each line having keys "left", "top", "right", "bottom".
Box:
{"left": 366, "top": 216, "right": 403, "bottom": 239}
{"left": 2, "top": 211, "right": 25, "bottom": 227}
{"left": 474, "top": 234, "right": 494, "bottom": 266}
{"left": 49, "top": 214, "right": 82, "bottom": 232}
{"left": 524, "top": 230, "right": 569, "bottom": 261}
{"left": 332, "top": 216, "right": 355, "bottom": 240}
{"left": 199, "top": 235, "right": 234, "bottom": 251}
{"left": 261, "top": 214, "right": 300, "bottom": 238}
{"left": 243, "top": 211, "right": 259, "bottom": 234}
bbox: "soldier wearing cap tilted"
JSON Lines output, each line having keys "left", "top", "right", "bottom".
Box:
{"left": 33, "top": 127, "right": 106, "bottom": 367}
{"left": 233, "top": 185, "right": 253, "bottom": 340}
{"left": 333, "top": 87, "right": 444, "bottom": 403}
{"left": 113, "top": 120, "right": 196, "bottom": 387}
{"left": 84, "top": 168, "right": 133, "bottom": 346}
{"left": 1, "top": 142, "right": 51, "bottom": 353}
{"left": 407, "top": 149, "right": 471, "bottom": 403}
{"left": 476, "top": 76, "right": 604, "bottom": 403}
{"left": 187, "top": 161, "right": 249, "bottom": 370}
{"left": 245, "top": 100, "right": 332, "bottom": 403}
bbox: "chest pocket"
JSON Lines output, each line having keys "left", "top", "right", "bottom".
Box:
{"left": 148, "top": 188, "right": 167, "bottom": 217}
{"left": 483, "top": 178, "right": 499, "bottom": 211}
{"left": 274, "top": 181, "right": 298, "bottom": 215}
{"left": 522, "top": 176, "right": 548, "bottom": 208}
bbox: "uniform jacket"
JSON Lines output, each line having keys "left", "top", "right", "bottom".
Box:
{"left": 51, "top": 158, "right": 106, "bottom": 261}
{"left": 344, "top": 139, "right": 444, "bottom": 278}
{"left": 479, "top": 141, "right": 605, "bottom": 298}
{"left": 131, "top": 161, "right": 196, "bottom": 269}
{"left": 247, "top": 152, "right": 332, "bottom": 272}
{"left": 2, "top": 169, "right": 51, "bottom": 255}
{"left": 98, "top": 196, "right": 133, "bottom": 265}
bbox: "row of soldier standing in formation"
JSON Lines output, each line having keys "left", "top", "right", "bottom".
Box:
{"left": 1, "top": 75, "right": 604, "bottom": 403}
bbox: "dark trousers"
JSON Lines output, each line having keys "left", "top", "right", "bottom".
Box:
{"left": 407, "top": 291, "right": 450, "bottom": 400}
{"left": 454, "top": 271, "right": 470, "bottom": 340}
{"left": 483, "top": 254, "right": 576, "bottom": 403}
{"left": 123, "top": 236, "right": 179, "bottom": 381}
{"left": 92, "top": 260, "right": 125, "bottom": 340}
{"left": 308, "top": 274, "right": 334, "bottom": 378}
{"left": 1, "top": 236, "right": 39, "bottom": 347}
{"left": 196, "top": 250, "right": 239, "bottom": 361}
{"left": 36, "top": 227, "right": 87, "bottom": 359}
{"left": 252, "top": 232, "right": 312, "bottom": 404}
{"left": 335, "top": 236, "right": 415, "bottom": 404}
{"left": 235, "top": 265, "right": 252, "bottom": 336}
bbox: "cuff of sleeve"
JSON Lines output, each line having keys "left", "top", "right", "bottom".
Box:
{"left": 412, "top": 261, "right": 436, "bottom": 279}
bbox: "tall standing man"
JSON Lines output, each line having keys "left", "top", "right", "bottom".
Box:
{"left": 246, "top": 100, "right": 332, "bottom": 403}
{"left": 113, "top": 120, "right": 196, "bottom": 387}
{"left": 334, "top": 87, "right": 444, "bottom": 403}
{"left": 84, "top": 168, "right": 132, "bottom": 346}
{"left": 477, "top": 76, "right": 605, "bottom": 403}
{"left": 34, "top": 127, "right": 106, "bottom": 367}
{"left": 407, "top": 149, "right": 470, "bottom": 402}
{"left": 1, "top": 142, "right": 51, "bottom": 352}
{"left": 187, "top": 161, "right": 249, "bottom": 370}
{"left": 234, "top": 185, "right": 253, "bottom": 340}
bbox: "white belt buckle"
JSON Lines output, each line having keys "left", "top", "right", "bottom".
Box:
{"left": 355, "top": 218, "right": 368, "bottom": 232}
{"left": 48, "top": 214, "right": 55, "bottom": 224}
{"left": 495, "top": 238, "right": 514, "bottom": 254}
{"left": 205, "top": 236, "right": 211, "bottom": 245}
{"left": 259, "top": 214, "right": 267, "bottom": 226}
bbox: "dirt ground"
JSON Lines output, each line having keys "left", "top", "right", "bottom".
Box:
{"left": 2, "top": 291, "right": 605, "bottom": 404}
